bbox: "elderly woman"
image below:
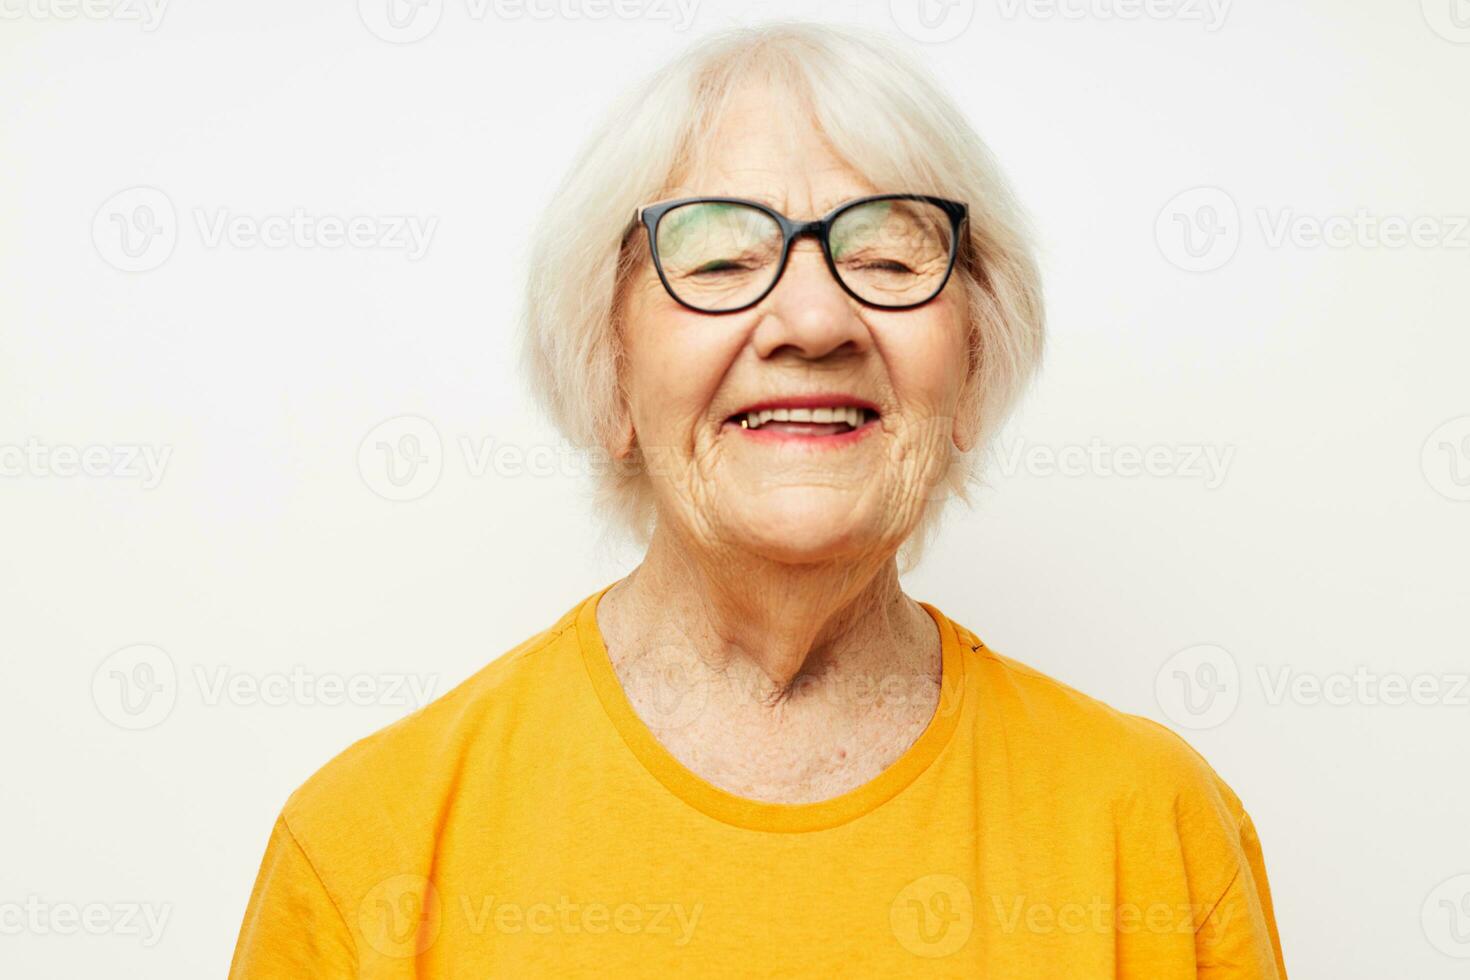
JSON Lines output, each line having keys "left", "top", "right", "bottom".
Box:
{"left": 230, "top": 23, "right": 1286, "bottom": 978}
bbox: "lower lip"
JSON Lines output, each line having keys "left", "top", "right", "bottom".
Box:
{"left": 721, "top": 418, "right": 880, "bottom": 447}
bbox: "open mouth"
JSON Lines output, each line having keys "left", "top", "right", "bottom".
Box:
{"left": 722, "top": 400, "right": 881, "bottom": 440}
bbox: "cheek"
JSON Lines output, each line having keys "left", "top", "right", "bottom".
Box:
{"left": 878, "top": 306, "right": 970, "bottom": 414}
{"left": 622, "top": 283, "right": 741, "bottom": 440}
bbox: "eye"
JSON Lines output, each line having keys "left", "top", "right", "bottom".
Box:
{"left": 853, "top": 258, "right": 915, "bottom": 274}
{"left": 691, "top": 259, "right": 750, "bottom": 275}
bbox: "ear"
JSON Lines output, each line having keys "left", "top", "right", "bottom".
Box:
{"left": 951, "top": 410, "right": 977, "bottom": 454}
{"left": 605, "top": 382, "right": 635, "bottom": 461}
{"left": 605, "top": 302, "right": 639, "bottom": 460}
{"left": 608, "top": 400, "right": 637, "bottom": 460}
{"left": 951, "top": 338, "right": 982, "bottom": 454}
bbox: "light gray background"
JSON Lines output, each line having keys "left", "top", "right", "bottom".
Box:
{"left": 3, "top": 1, "right": 1468, "bottom": 976}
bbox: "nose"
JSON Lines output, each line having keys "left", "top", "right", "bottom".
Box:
{"left": 750, "top": 241, "right": 871, "bottom": 361}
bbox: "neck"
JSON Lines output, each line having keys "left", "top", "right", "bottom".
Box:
{"left": 595, "top": 520, "right": 944, "bottom": 802}
{"left": 602, "top": 519, "right": 931, "bottom": 703}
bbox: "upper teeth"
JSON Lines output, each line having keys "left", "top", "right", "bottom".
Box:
{"left": 742, "top": 406, "right": 867, "bottom": 428}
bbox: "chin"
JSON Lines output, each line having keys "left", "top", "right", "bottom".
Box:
{"left": 723, "top": 492, "right": 891, "bottom": 565}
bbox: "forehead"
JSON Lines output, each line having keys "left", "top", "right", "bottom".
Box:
{"left": 666, "top": 82, "right": 880, "bottom": 218}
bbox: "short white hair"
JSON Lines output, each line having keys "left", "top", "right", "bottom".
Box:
{"left": 520, "top": 21, "right": 1044, "bottom": 566}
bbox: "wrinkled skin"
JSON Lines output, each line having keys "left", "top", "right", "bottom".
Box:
{"left": 596, "top": 80, "right": 976, "bottom": 804}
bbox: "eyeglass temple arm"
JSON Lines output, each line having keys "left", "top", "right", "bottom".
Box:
{"left": 620, "top": 209, "right": 644, "bottom": 241}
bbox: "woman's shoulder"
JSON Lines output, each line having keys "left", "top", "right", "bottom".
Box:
{"left": 954, "top": 632, "right": 1284, "bottom": 973}
{"left": 957, "top": 631, "right": 1267, "bottom": 906}
{"left": 956, "top": 627, "right": 1250, "bottom": 825}
{"left": 276, "top": 597, "right": 589, "bottom": 849}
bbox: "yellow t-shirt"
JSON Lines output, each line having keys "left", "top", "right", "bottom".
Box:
{"left": 229, "top": 583, "right": 1287, "bottom": 978}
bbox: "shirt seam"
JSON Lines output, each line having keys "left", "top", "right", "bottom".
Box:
{"left": 278, "top": 810, "right": 359, "bottom": 968}
{"left": 1193, "top": 809, "right": 1249, "bottom": 936}
{"left": 577, "top": 588, "right": 968, "bottom": 834}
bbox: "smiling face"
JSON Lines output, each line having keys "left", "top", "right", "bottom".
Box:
{"left": 615, "top": 82, "right": 973, "bottom": 566}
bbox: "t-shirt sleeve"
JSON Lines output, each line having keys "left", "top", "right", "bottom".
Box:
{"left": 1195, "top": 810, "right": 1289, "bottom": 979}
{"left": 228, "top": 814, "right": 357, "bottom": 978}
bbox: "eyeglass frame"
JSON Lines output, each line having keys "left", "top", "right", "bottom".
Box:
{"left": 627, "top": 193, "right": 970, "bottom": 314}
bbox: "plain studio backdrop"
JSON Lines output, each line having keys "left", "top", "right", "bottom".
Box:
{"left": 2, "top": 1, "right": 1468, "bottom": 976}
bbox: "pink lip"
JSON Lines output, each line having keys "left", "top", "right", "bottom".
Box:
{"left": 728, "top": 420, "right": 879, "bottom": 447}
{"left": 721, "top": 394, "right": 882, "bottom": 448}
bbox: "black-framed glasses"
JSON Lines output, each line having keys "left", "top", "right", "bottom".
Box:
{"left": 630, "top": 194, "right": 968, "bottom": 314}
